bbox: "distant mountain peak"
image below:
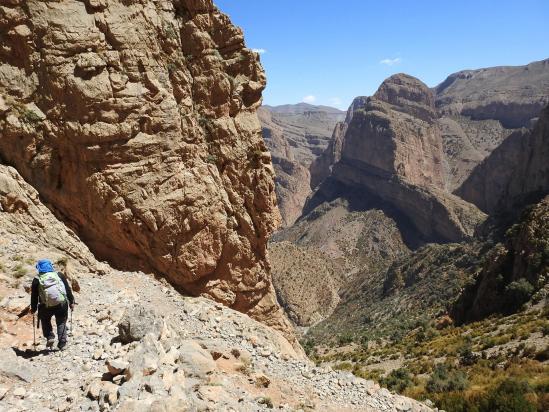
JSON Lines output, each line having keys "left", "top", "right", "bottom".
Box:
{"left": 263, "top": 103, "right": 345, "bottom": 115}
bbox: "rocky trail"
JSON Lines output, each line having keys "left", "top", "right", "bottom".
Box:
{"left": 0, "top": 233, "right": 433, "bottom": 412}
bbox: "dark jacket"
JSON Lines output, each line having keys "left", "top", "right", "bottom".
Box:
{"left": 31, "top": 272, "right": 75, "bottom": 312}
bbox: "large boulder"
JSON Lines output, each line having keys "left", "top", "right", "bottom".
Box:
{"left": 177, "top": 340, "right": 217, "bottom": 379}
{"left": 118, "top": 305, "right": 162, "bottom": 344}
{"left": 0, "top": 348, "right": 34, "bottom": 383}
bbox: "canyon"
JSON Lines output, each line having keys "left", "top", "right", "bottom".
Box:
{"left": 259, "top": 103, "right": 344, "bottom": 226}
{"left": 269, "top": 59, "right": 549, "bottom": 410}
{"left": 0, "top": 0, "right": 547, "bottom": 411}
{"left": 270, "top": 59, "right": 549, "bottom": 330}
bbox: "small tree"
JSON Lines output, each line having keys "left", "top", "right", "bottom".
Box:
{"left": 505, "top": 279, "right": 535, "bottom": 310}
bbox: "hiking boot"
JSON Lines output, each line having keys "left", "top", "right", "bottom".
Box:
{"left": 58, "top": 342, "right": 67, "bottom": 351}
{"left": 46, "top": 338, "right": 55, "bottom": 349}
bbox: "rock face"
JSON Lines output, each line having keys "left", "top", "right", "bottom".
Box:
{"left": 357, "top": 74, "right": 445, "bottom": 189}
{"left": 435, "top": 59, "right": 549, "bottom": 128}
{"left": 318, "top": 74, "right": 486, "bottom": 243}
{"left": 309, "top": 98, "right": 366, "bottom": 189}
{"left": 435, "top": 59, "right": 549, "bottom": 190}
{"left": 456, "top": 104, "right": 549, "bottom": 213}
{"left": 0, "top": 164, "right": 99, "bottom": 272}
{"left": 451, "top": 195, "right": 549, "bottom": 324}
{"left": 0, "top": 0, "right": 292, "bottom": 334}
{"left": 259, "top": 103, "right": 344, "bottom": 226}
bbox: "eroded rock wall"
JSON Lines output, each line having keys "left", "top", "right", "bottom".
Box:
{"left": 259, "top": 104, "right": 344, "bottom": 226}
{"left": 0, "top": 0, "right": 292, "bottom": 336}
{"left": 456, "top": 104, "right": 549, "bottom": 213}
{"left": 321, "top": 74, "right": 485, "bottom": 242}
{"left": 435, "top": 59, "right": 549, "bottom": 191}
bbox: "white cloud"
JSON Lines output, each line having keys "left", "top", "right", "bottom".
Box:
{"left": 302, "top": 95, "right": 316, "bottom": 104}
{"left": 379, "top": 57, "right": 402, "bottom": 66}
{"left": 252, "top": 48, "right": 267, "bottom": 55}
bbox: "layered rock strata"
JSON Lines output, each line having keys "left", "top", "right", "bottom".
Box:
{"left": 435, "top": 58, "right": 549, "bottom": 190}
{"left": 456, "top": 104, "right": 549, "bottom": 213}
{"left": 259, "top": 104, "right": 344, "bottom": 226}
{"left": 313, "top": 74, "right": 486, "bottom": 243}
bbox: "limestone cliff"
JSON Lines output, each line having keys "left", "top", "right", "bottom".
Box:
{"left": 316, "top": 74, "right": 486, "bottom": 243}
{"left": 0, "top": 0, "right": 292, "bottom": 336}
{"left": 456, "top": 104, "right": 549, "bottom": 213}
{"left": 309, "top": 97, "right": 366, "bottom": 190}
{"left": 259, "top": 104, "right": 344, "bottom": 226}
{"left": 340, "top": 74, "right": 445, "bottom": 189}
{"left": 435, "top": 59, "right": 549, "bottom": 190}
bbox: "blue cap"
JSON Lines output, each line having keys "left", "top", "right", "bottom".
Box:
{"left": 36, "top": 259, "right": 55, "bottom": 273}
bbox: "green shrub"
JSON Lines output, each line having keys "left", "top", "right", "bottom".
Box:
{"left": 205, "top": 154, "right": 217, "bottom": 164}
{"left": 479, "top": 378, "right": 536, "bottom": 412}
{"left": 434, "top": 393, "right": 480, "bottom": 412}
{"left": 334, "top": 361, "right": 353, "bottom": 371}
{"left": 426, "top": 364, "right": 468, "bottom": 393}
{"left": 301, "top": 338, "right": 316, "bottom": 356}
{"left": 337, "top": 333, "right": 354, "bottom": 345}
{"left": 505, "top": 279, "right": 535, "bottom": 308}
{"left": 12, "top": 264, "right": 27, "bottom": 279}
{"left": 20, "top": 109, "right": 42, "bottom": 125}
{"left": 381, "top": 368, "right": 413, "bottom": 393}
{"left": 459, "top": 345, "right": 479, "bottom": 366}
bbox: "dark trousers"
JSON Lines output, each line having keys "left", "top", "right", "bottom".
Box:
{"left": 39, "top": 303, "right": 68, "bottom": 344}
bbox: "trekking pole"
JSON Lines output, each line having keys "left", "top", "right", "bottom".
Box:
{"left": 32, "top": 312, "right": 37, "bottom": 352}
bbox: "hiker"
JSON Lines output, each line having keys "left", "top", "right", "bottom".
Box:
{"left": 30, "top": 259, "right": 75, "bottom": 350}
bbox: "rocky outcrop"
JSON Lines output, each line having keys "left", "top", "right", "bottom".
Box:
{"left": 451, "top": 196, "right": 549, "bottom": 324}
{"left": 435, "top": 59, "right": 549, "bottom": 128}
{"left": 0, "top": 0, "right": 292, "bottom": 335}
{"left": 435, "top": 59, "right": 549, "bottom": 190}
{"left": 0, "top": 164, "right": 99, "bottom": 273}
{"left": 320, "top": 74, "right": 486, "bottom": 242}
{"left": 309, "top": 97, "right": 366, "bottom": 189}
{"left": 259, "top": 104, "right": 344, "bottom": 226}
{"left": 363, "top": 74, "right": 445, "bottom": 188}
{"left": 456, "top": 104, "right": 549, "bottom": 213}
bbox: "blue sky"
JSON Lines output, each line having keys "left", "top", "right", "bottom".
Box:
{"left": 215, "top": 0, "right": 549, "bottom": 110}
